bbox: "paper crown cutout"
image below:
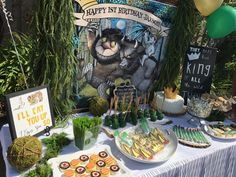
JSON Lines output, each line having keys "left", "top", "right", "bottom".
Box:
{"left": 187, "top": 52, "right": 201, "bottom": 61}
{"left": 75, "top": 0, "right": 98, "bottom": 10}
{"left": 164, "top": 87, "right": 178, "bottom": 99}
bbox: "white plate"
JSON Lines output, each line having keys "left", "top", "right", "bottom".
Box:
{"left": 203, "top": 122, "right": 236, "bottom": 140}
{"left": 115, "top": 124, "right": 178, "bottom": 164}
{"left": 48, "top": 145, "right": 132, "bottom": 177}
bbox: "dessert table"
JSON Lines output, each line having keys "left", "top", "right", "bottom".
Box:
{"left": 1, "top": 114, "right": 236, "bottom": 177}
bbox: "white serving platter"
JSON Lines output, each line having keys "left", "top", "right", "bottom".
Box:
{"left": 115, "top": 124, "right": 178, "bottom": 164}
{"left": 48, "top": 144, "right": 132, "bottom": 177}
{"left": 203, "top": 121, "right": 236, "bottom": 140}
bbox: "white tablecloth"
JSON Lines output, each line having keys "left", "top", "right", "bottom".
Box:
{"left": 1, "top": 114, "right": 236, "bottom": 177}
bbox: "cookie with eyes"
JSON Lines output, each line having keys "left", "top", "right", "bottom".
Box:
{"left": 98, "top": 151, "right": 108, "bottom": 158}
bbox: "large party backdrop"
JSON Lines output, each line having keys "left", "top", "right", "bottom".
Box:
{"left": 74, "top": 0, "right": 176, "bottom": 98}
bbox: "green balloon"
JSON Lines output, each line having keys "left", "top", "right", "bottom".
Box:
{"left": 207, "top": 6, "right": 236, "bottom": 39}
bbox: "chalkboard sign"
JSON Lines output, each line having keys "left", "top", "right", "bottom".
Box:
{"left": 113, "top": 85, "right": 137, "bottom": 102}
{"left": 180, "top": 45, "right": 217, "bottom": 100}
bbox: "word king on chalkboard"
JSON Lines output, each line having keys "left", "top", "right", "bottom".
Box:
{"left": 180, "top": 45, "right": 217, "bottom": 100}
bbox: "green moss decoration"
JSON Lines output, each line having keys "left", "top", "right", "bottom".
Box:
{"left": 7, "top": 136, "right": 42, "bottom": 172}
{"left": 24, "top": 133, "right": 71, "bottom": 177}
{"left": 40, "top": 133, "right": 72, "bottom": 163}
{"left": 89, "top": 97, "right": 109, "bottom": 116}
{"left": 153, "top": 0, "right": 197, "bottom": 90}
{"left": 24, "top": 163, "right": 52, "bottom": 177}
{"left": 30, "top": 0, "right": 77, "bottom": 115}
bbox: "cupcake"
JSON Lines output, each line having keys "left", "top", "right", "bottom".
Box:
{"left": 86, "top": 162, "right": 96, "bottom": 172}
{"left": 91, "top": 171, "right": 101, "bottom": 177}
{"left": 98, "top": 151, "right": 108, "bottom": 158}
{"left": 110, "top": 165, "right": 120, "bottom": 175}
{"left": 100, "top": 167, "right": 110, "bottom": 177}
{"left": 90, "top": 154, "right": 100, "bottom": 163}
{"left": 70, "top": 159, "right": 80, "bottom": 169}
{"left": 79, "top": 155, "right": 89, "bottom": 164}
{"left": 96, "top": 160, "right": 106, "bottom": 170}
{"left": 59, "top": 161, "right": 70, "bottom": 172}
{"left": 75, "top": 166, "right": 86, "bottom": 176}
{"left": 63, "top": 169, "right": 75, "bottom": 177}
{"left": 104, "top": 157, "right": 115, "bottom": 166}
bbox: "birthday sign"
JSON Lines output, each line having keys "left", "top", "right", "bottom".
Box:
{"left": 74, "top": 2, "right": 167, "bottom": 32}
{"left": 6, "top": 85, "right": 54, "bottom": 139}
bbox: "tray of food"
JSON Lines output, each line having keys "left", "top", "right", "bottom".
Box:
{"left": 203, "top": 122, "right": 236, "bottom": 140}
{"left": 173, "top": 125, "right": 211, "bottom": 148}
{"left": 114, "top": 124, "right": 178, "bottom": 163}
{"left": 48, "top": 145, "right": 131, "bottom": 177}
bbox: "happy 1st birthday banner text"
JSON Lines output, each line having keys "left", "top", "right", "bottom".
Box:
{"left": 74, "top": 3, "right": 166, "bottom": 31}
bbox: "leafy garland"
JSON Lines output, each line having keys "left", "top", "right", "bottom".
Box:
{"left": 0, "top": 34, "right": 32, "bottom": 97}
{"left": 24, "top": 133, "right": 71, "bottom": 177}
{"left": 30, "top": 0, "right": 77, "bottom": 116}
{"left": 153, "top": 0, "right": 197, "bottom": 90}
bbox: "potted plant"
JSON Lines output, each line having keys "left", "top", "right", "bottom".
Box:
{"left": 73, "top": 116, "right": 102, "bottom": 150}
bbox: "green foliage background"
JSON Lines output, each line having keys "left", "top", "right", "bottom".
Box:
{"left": 0, "top": 34, "right": 32, "bottom": 98}
{"left": 0, "top": 0, "right": 78, "bottom": 117}
{"left": 30, "top": 0, "right": 78, "bottom": 116}
{"left": 153, "top": 0, "right": 197, "bottom": 90}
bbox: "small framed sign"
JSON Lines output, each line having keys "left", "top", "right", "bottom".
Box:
{"left": 6, "top": 85, "right": 55, "bottom": 140}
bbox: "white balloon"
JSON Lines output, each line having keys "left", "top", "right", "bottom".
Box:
{"left": 116, "top": 20, "right": 126, "bottom": 30}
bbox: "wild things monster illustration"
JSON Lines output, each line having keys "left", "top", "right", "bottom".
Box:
{"left": 82, "top": 27, "right": 160, "bottom": 98}
{"left": 82, "top": 28, "right": 123, "bottom": 98}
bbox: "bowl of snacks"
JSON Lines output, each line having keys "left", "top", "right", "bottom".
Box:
{"left": 187, "top": 97, "right": 213, "bottom": 119}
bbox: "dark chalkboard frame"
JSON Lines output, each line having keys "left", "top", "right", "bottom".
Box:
{"left": 180, "top": 45, "right": 217, "bottom": 101}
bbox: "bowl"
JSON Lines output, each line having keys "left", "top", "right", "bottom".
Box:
{"left": 187, "top": 97, "right": 213, "bottom": 119}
